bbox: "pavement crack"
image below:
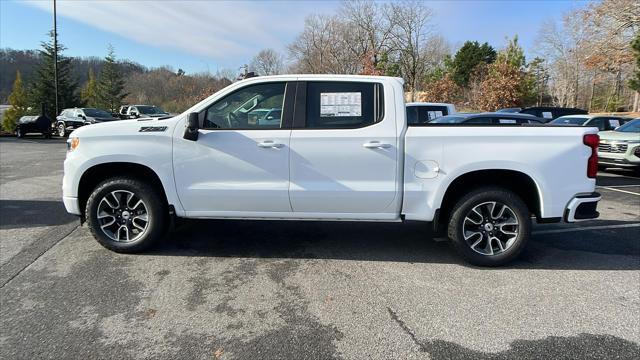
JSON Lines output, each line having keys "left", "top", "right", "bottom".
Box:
{"left": 387, "top": 306, "right": 427, "bottom": 352}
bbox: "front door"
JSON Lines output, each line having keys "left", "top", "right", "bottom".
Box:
{"left": 288, "top": 81, "right": 399, "bottom": 217}
{"left": 173, "top": 81, "right": 294, "bottom": 216}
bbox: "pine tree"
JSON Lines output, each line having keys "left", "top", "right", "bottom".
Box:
{"left": 29, "top": 31, "right": 79, "bottom": 119}
{"left": 450, "top": 41, "right": 497, "bottom": 87}
{"left": 81, "top": 68, "right": 99, "bottom": 107}
{"left": 98, "top": 45, "right": 127, "bottom": 112}
{"left": 2, "top": 71, "right": 29, "bottom": 132}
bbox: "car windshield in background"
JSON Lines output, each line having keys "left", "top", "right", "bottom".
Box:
{"left": 550, "top": 117, "right": 588, "bottom": 125}
{"left": 84, "top": 109, "right": 112, "bottom": 118}
{"left": 614, "top": 119, "right": 640, "bottom": 133}
{"left": 429, "top": 115, "right": 467, "bottom": 124}
{"left": 138, "top": 106, "right": 166, "bottom": 114}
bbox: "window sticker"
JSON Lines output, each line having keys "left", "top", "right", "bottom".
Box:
{"left": 320, "top": 92, "right": 361, "bottom": 117}
{"left": 542, "top": 111, "right": 553, "bottom": 119}
{"left": 499, "top": 119, "right": 517, "bottom": 124}
{"left": 609, "top": 119, "right": 620, "bottom": 128}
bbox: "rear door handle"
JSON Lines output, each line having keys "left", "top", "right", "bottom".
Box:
{"left": 363, "top": 141, "right": 391, "bottom": 149}
{"left": 257, "top": 140, "right": 284, "bottom": 148}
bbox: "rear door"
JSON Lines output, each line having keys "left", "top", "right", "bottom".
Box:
{"left": 288, "top": 81, "right": 398, "bottom": 216}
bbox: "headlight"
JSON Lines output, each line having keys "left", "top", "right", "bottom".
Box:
{"left": 67, "top": 137, "right": 80, "bottom": 152}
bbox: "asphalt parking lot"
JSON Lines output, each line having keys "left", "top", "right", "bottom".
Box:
{"left": 0, "top": 137, "right": 638, "bottom": 359}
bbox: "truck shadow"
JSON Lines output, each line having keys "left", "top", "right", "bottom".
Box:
{"left": 149, "top": 219, "right": 640, "bottom": 271}
{"left": 405, "top": 332, "right": 639, "bottom": 359}
{"left": 0, "top": 199, "right": 77, "bottom": 229}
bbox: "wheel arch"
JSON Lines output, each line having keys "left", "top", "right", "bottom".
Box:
{"left": 78, "top": 162, "right": 169, "bottom": 216}
{"left": 436, "top": 169, "right": 543, "bottom": 228}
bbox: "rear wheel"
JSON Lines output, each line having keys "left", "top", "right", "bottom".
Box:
{"left": 448, "top": 187, "right": 531, "bottom": 266}
{"left": 86, "top": 177, "right": 167, "bottom": 253}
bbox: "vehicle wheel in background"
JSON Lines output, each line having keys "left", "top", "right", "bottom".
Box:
{"left": 16, "top": 128, "right": 23, "bottom": 138}
{"left": 447, "top": 187, "right": 531, "bottom": 267}
{"left": 57, "top": 123, "right": 66, "bottom": 137}
{"left": 86, "top": 177, "right": 167, "bottom": 253}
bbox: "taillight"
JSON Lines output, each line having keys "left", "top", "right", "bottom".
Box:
{"left": 583, "top": 134, "right": 599, "bottom": 178}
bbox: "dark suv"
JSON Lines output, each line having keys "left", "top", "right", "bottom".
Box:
{"left": 56, "top": 108, "right": 119, "bottom": 137}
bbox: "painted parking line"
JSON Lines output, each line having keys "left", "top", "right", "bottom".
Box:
{"left": 598, "top": 186, "right": 640, "bottom": 196}
{"left": 597, "top": 184, "right": 640, "bottom": 188}
{"left": 533, "top": 223, "right": 640, "bottom": 235}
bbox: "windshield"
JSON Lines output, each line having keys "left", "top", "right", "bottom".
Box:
{"left": 550, "top": 116, "right": 588, "bottom": 125}
{"left": 430, "top": 115, "right": 467, "bottom": 124}
{"left": 614, "top": 119, "right": 640, "bottom": 133}
{"left": 137, "top": 106, "right": 166, "bottom": 114}
{"left": 83, "top": 108, "right": 112, "bottom": 118}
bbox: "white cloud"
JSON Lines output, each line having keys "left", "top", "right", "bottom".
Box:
{"left": 21, "top": 0, "right": 337, "bottom": 61}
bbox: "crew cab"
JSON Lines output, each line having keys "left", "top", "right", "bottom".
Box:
{"left": 63, "top": 75, "right": 601, "bottom": 266}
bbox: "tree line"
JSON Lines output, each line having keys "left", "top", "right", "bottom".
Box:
{"left": 249, "top": 0, "right": 639, "bottom": 112}
{"left": 1, "top": 33, "right": 232, "bottom": 132}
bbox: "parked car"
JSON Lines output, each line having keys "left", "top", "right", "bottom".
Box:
{"left": 119, "top": 105, "right": 169, "bottom": 119}
{"left": 518, "top": 107, "right": 588, "bottom": 121}
{"left": 56, "top": 108, "right": 119, "bottom": 137}
{"left": 597, "top": 119, "right": 640, "bottom": 170}
{"left": 16, "top": 115, "right": 52, "bottom": 138}
{"left": 429, "top": 112, "right": 545, "bottom": 125}
{"left": 549, "top": 115, "right": 630, "bottom": 131}
{"left": 248, "top": 108, "right": 282, "bottom": 126}
{"left": 406, "top": 102, "right": 456, "bottom": 125}
{"left": 63, "top": 75, "right": 601, "bottom": 266}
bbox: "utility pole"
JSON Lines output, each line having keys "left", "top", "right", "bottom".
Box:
{"left": 53, "top": 0, "right": 59, "bottom": 117}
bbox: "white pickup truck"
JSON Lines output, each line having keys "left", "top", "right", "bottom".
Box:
{"left": 63, "top": 75, "right": 601, "bottom": 266}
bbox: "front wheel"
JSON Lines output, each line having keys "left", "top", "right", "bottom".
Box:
{"left": 16, "top": 128, "right": 23, "bottom": 138}
{"left": 86, "top": 177, "right": 167, "bottom": 253}
{"left": 57, "top": 123, "right": 66, "bottom": 137}
{"left": 447, "top": 187, "right": 531, "bottom": 266}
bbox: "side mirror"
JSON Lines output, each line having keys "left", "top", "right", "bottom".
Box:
{"left": 266, "top": 116, "right": 274, "bottom": 120}
{"left": 184, "top": 112, "right": 199, "bottom": 141}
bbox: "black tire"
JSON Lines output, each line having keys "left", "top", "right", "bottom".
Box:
{"left": 16, "top": 128, "right": 23, "bottom": 138}
{"left": 447, "top": 187, "right": 531, "bottom": 267}
{"left": 57, "top": 123, "right": 66, "bottom": 137}
{"left": 86, "top": 177, "right": 167, "bottom": 253}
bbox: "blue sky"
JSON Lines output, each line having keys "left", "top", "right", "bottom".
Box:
{"left": 1, "top": 0, "right": 588, "bottom": 75}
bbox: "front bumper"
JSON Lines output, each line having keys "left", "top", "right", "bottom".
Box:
{"left": 564, "top": 192, "right": 601, "bottom": 222}
{"left": 598, "top": 156, "right": 640, "bottom": 168}
{"left": 63, "top": 196, "right": 81, "bottom": 215}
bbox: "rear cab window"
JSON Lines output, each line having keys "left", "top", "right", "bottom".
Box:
{"left": 407, "top": 106, "right": 449, "bottom": 125}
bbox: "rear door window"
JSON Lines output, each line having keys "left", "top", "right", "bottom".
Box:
{"left": 304, "top": 82, "right": 383, "bottom": 129}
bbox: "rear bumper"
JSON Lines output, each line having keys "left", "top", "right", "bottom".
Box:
{"left": 564, "top": 192, "right": 601, "bottom": 222}
{"left": 63, "top": 196, "right": 81, "bottom": 215}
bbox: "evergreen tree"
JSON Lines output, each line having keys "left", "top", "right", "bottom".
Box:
{"left": 81, "top": 68, "right": 99, "bottom": 107}
{"left": 450, "top": 41, "right": 497, "bottom": 87}
{"left": 29, "top": 31, "right": 79, "bottom": 119}
{"left": 98, "top": 45, "right": 127, "bottom": 112}
{"left": 628, "top": 31, "right": 640, "bottom": 92}
{"left": 2, "top": 71, "right": 29, "bottom": 132}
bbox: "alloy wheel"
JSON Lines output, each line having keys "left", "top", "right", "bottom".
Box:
{"left": 96, "top": 190, "right": 149, "bottom": 242}
{"left": 462, "top": 201, "right": 519, "bottom": 256}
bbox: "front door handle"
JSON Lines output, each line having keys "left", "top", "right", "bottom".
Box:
{"left": 257, "top": 140, "right": 284, "bottom": 148}
{"left": 363, "top": 141, "right": 391, "bottom": 149}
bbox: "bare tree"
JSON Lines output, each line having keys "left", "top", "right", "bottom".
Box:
{"left": 386, "top": 0, "right": 435, "bottom": 100}
{"left": 249, "top": 49, "right": 284, "bottom": 76}
{"left": 288, "top": 14, "right": 362, "bottom": 74}
{"left": 340, "top": 0, "right": 394, "bottom": 71}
